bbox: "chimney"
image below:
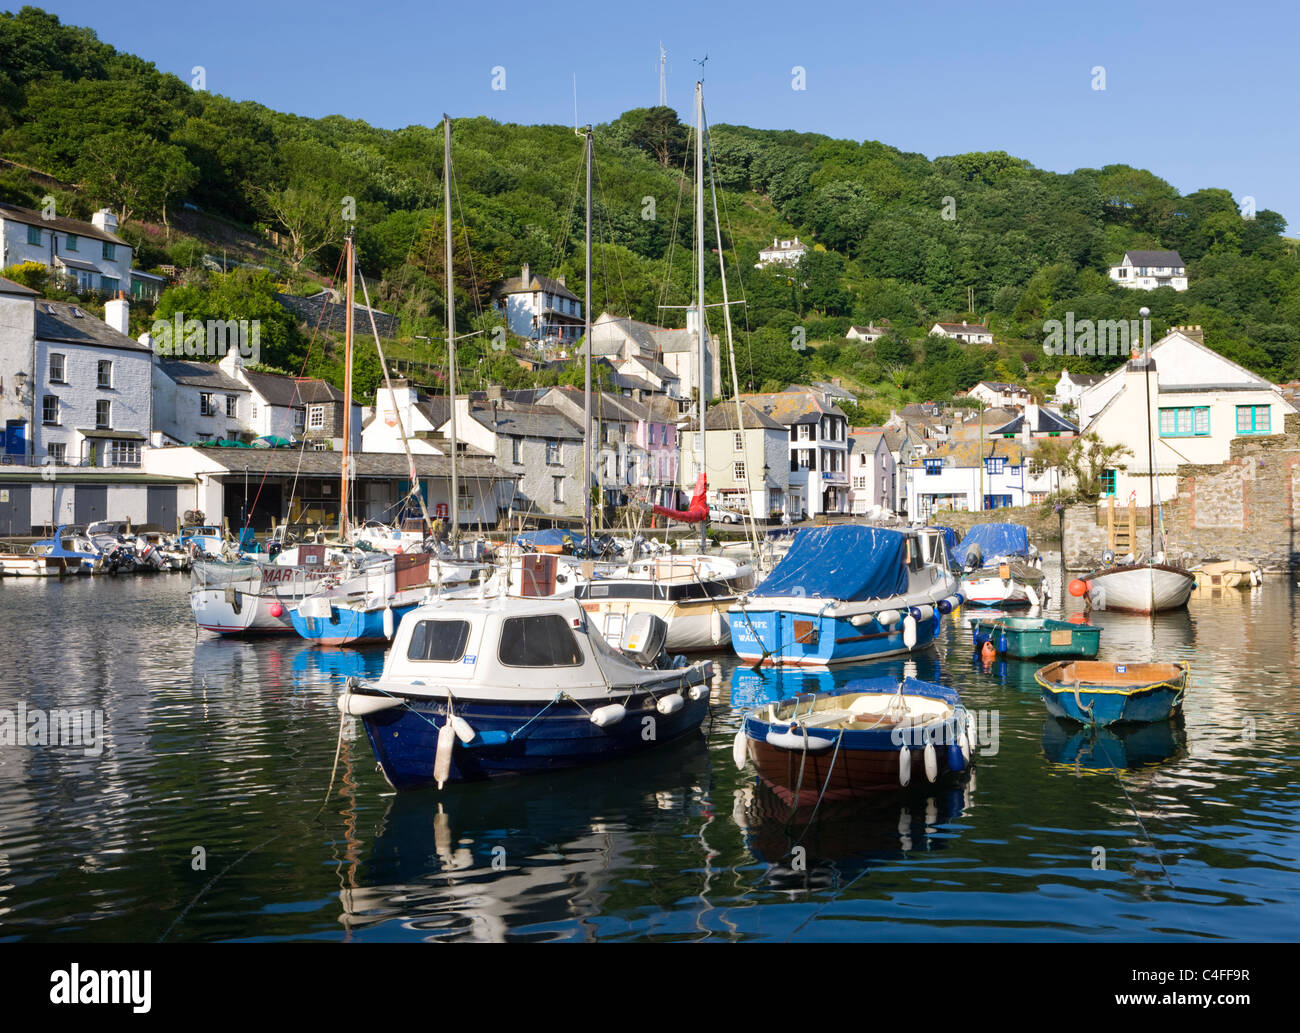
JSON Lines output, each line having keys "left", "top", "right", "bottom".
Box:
{"left": 91, "top": 208, "right": 118, "bottom": 235}
{"left": 831, "top": 376, "right": 841, "bottom": 388}
{"left": 104, "top": 293, "right": 129, "bottom": 336}
{"left": 520, "top": 262, "right": 530, "bottom": 286}
{"left": 555, "top": 274, "right": 565, "bottom": 287}
{"left": 487, "top": 384, "right": 502, "bottom": 402}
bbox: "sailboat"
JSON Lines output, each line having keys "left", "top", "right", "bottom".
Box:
{"left": 573, "top": 80, "right": 755, "bottom": 652}
{"left": 1074, "top": 308, "right": 1195, "bottom": 614}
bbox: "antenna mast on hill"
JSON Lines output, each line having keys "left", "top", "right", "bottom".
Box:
{"left": 659, "top": 43, "right": 667, "bottom": 105}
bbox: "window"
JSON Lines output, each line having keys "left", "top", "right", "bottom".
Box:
{"left": 200, "top": 393, "right": 216, "bottom": 416}
{"left": 986, "top": 457, "right": 1005, "bottom": 475}
{"left": 983, "top": 494, "right": 1013, "bottom": 509}
{"left": 1236, "top": 405, "right": 1270, "bottom": 435}
{"left": 1031, "top": 491, "right": 1047, "bottom": 504}
{"left": 42, "top": 395, "right": 59, "bottom": 426}
{"left": 924, "top": 459, "right": 942, "bottom": 475}
{"left": 546, "top": 440, "right": 561, "bottom": 464}
{"left": 733, "top": 432, "right": 743, "bottom": 453}
{"left": 293, "top": 409, "right": 305, "bottom": 430}
{"left": 458, "top": 487, "right": 473, "bottom": 511}
{"left": 308, "top": 405, "right": 325, "bottom": 430}
{"left": 734, "top": 461, "right": 746, "bottom": 481}
{"left": 95, "top": 399, "right": 111, "bottom": 429}
{"left": 226, "top": 395, "right": 237, "bottom": 418}
{"left": 552, "top": 476, "right": 564, "bottom": 504}
{"left": 65, "top": 234, "right": 77, "bottom": 252}
{"left": 511, "top": 437, "right": 522, "bottom": 464}
{"left": 102, "top": 242, "right": 116, "bottom": 261}
{"left": 1100, "top": 468, "right": 1117, "bottom": 496}
{"left": 26, "top": 224, "right": 41, "bottom": 245}
{"left": 49, "top": 354, "right": 65, "bottom": 383}
{"left": 46, "top": 443, "right": 65, "bottom": 465}
{"left": 1158, "top": 406, "right": 1209, "bottom": 437}
{"left": 798, "top": 424, "right": 811, "bottom": 441}
{"left": 100, "top": 276, "right": 119, "bottom": 294}
{"left": 406, "top": 619, "right": 471, "bottom": 662}
{"left": 498, "top": 614, "right": 582, "bottom": 667}
{"left": 109, "top": 440, "right": 140, "bottom": 466}
{"left": 97, "top": 360, "right": 112, "bottom": 389}
{"left": 252, "top": 402, "right": 259, "bottom": 421}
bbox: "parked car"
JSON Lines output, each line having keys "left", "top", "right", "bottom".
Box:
{"left": 708, "top": 506, "right": 744, "bottom": 525}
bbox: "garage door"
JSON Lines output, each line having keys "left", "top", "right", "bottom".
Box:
{"left": 0, "top": 483, "right": 31, "bottom": 536}
{"left": 74, "top": 485, "right": 108, "bottom": 527}
{"left": 147, "top": 485, "right": 178, "bottom": 532}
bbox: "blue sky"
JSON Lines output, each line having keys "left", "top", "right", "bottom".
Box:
{"left": 42, "top": 0, "right": 1300, "bottom": 228}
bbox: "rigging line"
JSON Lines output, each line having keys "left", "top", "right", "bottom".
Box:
{"left": 1092, "top": 735, "right": 1178, "bottom": 892}
{"left": 656, "top": 129, "right": 694, "bottom": 336}
{"left": 591, "top": 144, "right": 632, "bottom": 318}
{"left": 449, "top": 156, "right": 484, "bottom": 322}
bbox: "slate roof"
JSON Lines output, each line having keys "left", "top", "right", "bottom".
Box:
{"left": 157, "top": 359, "right": 249, "bottom": 392}
{"left": 685, "top": 402, "right": 785, "bottom": 432}
{"left": 740, "top": 390, "right": 846, "bottom": 426}
{"left": 464, "top": 403, "right": 584, "bottom": 442}
{"left": 184, "top": 446, "right": 512, "bottom": 480}
{"left": 242, "top": 370, "right": 344, "bottom": 407}
{"left": 494, "top": 272, "right": 580, "bottom": 302}
{"left": 35, "top": 300, "right": 149, "bottom": 351}
{"left": 1122, "top": 250, "right": 1185, "bottom": 267}
{"left": 0, "top": 202, "right": 129, "bottom": 246}
{"left": 991, "top": 407, "right": 1078, "bottom": 436}
{"left": 907, "top": 439, "right": 1036, "bottom": 468}
{"left": 0, "top": 276, "right": 39, "bottom": 296}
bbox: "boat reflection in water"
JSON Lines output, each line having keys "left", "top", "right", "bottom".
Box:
{"left": 732, "top": 779, "right": 973, "bottom": 893}
{"left": 1041, "top": 714, "right": 1185, "bottom": 773}
{"left": 1083, "top": 607, "right": 1195, "bottom": 657}
{"left": 288, "top": 642, "right": 386, "bottom": 689}
{"left": 336, "top": 735, "right": 712, "bottom": 941}
{"left": 729, "top": 655, "right": 947, "bottom": 709}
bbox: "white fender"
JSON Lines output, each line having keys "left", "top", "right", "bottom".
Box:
{"left": 898, "top": 746, "right": 912, "bottom": 787}
{"left": 710, "top": 608, "right": 724, "bottom": 645}
{"left": 383, "top": 605, "right": 395, "bottom": 639}
{"left": 1025, "top": 583, "right": 1040, "bottom": 608}
{"left": 878, "top": 609, "right": 901, "bottom": 627}
{"left": 733, "top": 728, "right": 748, "bottom": 770}
{"left": 336, "top": 692, "right": 402, "bottom": 716}
{"left": 911, "top": 604, "right": 933, "bottom": 622}
{"left": 433, "top": 721, "right": 456, "bottom": 790}
{"left": 924, "top": 739, "right": 938, "bottom": 782}
{"left": 766, "top": 727, "right": 833, "bottom": 751}
{"left": 590, "top": 703, "right": 627, "bottom": 727}
{"left": 903, "top": 614, "right": 918, "bottom": 650}
{"left": 850, "top": 612, "right": 875, "bottom": 627}
{"left": 451, "top": 715, "right": 476, "bottom": 744}
{"left": 656, "top": 693, "right": 685, "bottom": 715}
{"left": 689, "top": 684, "right": 710, "bottom": 701}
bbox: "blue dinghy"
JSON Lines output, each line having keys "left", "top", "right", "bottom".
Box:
{"left": 1035, "top": 660, "right": 1188, "bottom": 726}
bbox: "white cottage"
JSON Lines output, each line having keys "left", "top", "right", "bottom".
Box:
{"left": 1108, "top": 250, "right": 1188, "bottom": 291}
{"left": 0, "top": 203, "right": 134, "bottom": 296}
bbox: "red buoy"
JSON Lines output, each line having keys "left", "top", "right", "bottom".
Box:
{"left": 1068, "top": 579, "right": 1089, "bottom": 597}
{"left": 270, "top": 602, "right": 284, "bottom": 618}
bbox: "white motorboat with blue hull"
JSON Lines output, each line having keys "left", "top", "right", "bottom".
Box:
{"left": 954, "top": 523, "right": 1048, "bottom": 607}
{"left": 339, "top": 597, "right": 714, "bottom": 789}
{"left": 727, "top": 526, "right": 961, "bottom": 667}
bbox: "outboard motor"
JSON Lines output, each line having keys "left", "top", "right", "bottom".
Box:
{"left": 964, "top": 543, "right": 982, "bottom": 571}
{"left": 620, "top": 612, "right": 669, "bottom": 668}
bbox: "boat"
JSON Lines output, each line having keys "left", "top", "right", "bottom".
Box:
{"left": 1191, "top": 558, "right": 1263, "bottom": 591}
{"left": 338, "top": 600, "right": 715, "bottom": 789}
{"left": 290, "top": 552, "right": 444, "bottom": 646}
{"left": 734, "top": 675, "right": 975, "bottom": 803}
{"left": 955, "top": 523, "right": 1049, "bottom": 606}
{"left": 0, "top": 525, "right": 102, "bottom": 576}
{"left": 1035, "top": 659, "right": 1189, "bottom": 726}
{"left": 189, "top": 550, "right": 341, "bottom": 635}
{"left": 727, "top": 525, "right": 961, "bottom": 666}
{"left": 970, "top": 615, "right": 1100, "bottom": 659}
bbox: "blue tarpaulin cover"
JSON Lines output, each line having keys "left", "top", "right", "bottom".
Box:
{"left": 841, "top": 674, "right": 963, "bottom": 707}
{"left": 514, "top": 529, "right": 571, "bottom": 549}
{"left": 954, "top": 523, "right": 1030, "bottom": 565}
{"left": 750, "top": 525, "right": 908, "bottom": 601}
{"left": 930, "top": 525, "right": 960, "bottom": 556}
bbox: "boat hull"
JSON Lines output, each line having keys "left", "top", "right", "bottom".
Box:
{"left": 970, "top": 617, "right": 1100, "bottom": 659}
{"left": 358, "top": 689, "right": 710, "bottom": 788}
{"left": 727, "top": 608, "right": 941, "bottom": 666}
{"left": 191, "top": 587, "right": 297, "bottom": 634}
{"left": 0, "top": 555, "right": 80, "bottom": 576}
{"left": 1036, "top": 661, "right": 1188, "bottom": 726}
{"left": 1082, "top": 564, "right": 1195, "bottom": 614}
{"left": 291, "top": 600, "right": 421, "bottom": 646}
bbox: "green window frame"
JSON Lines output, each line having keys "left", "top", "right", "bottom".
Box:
{"left": 1100, "top": 468, "right": 1117, "bottom": 496}
{"left": 1158, "top": 406, "right": 1209, "bottom": 437}
{"left": 102, "top": 242, "right": 116, "bottom": 261}
{"left": 66, "top": 234, "right": 77, "bottom": 251}
{"left": 26, "top": 224, "right": 42, "bottom": 245}
{"left": 1235, "top": 405, "right": 1270, "bottom": 435}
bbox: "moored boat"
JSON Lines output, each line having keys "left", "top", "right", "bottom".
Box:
{"left": 1069, "top": 561, "right": 1195, "bottom": 614}
{"left": 955, "top": 523, "right": 1048, "bottom": 607}
{"left": 1035, "top": 659, "right": 1188, "bottom": 726}
{"left": 727, "top": 525, "right": 960, "bottom": 666}
{"left": 970, "top": 616, "right": 1100, "bottom": 659}
{"left": 339, "top": 601, "right": 714, "bottom": 789}
{"left": 735, "top": 676, "right": 975, "bottom": 803}
{"left": 1192, "top": 558, "right": 1262, "bottom": 590}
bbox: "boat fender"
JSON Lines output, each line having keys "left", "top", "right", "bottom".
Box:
{"left": 451, "top": 715, "right": 477, "bottom": 744}
{"left": 980, "top": 640, "right": 995, "bottom": 663}
{"left": 733, "top": 728, "right": 748, "bottom": 770}
{"left": 766, "top": 727, "right": 833, "bottom": 751}
{"left": 1025, "top": 583, "right": 1040, "bottom": 608}
{"left": 270, "top": 602, "right": 284, "bottom": 618}
{"left": 383, "top": 605, "right": 394, "bottom": 640}
{"left": 433, "top": 721, "right": 456, "bottom": 790}
{"left": 953, "top": 593, "right": 965, "bottom": 607}
{"left": 710, "top": 608, "right": 724, "bottom": 645}
{"left": 656, "top": 693, "right": 685, "bottom": 715}
{"left": 1068, "top": 579, "right": 1089, "bottom": 597}
{"left": 998, "top": 633, "right": 1009, "bottom": 653}
{"left": 850, "top": 612, "right": 875, "bottom": 626}
{"left": 689, "top": 684, "right": 709, "bottom": 702}
{"left": 1252, "top": 569, "right": 1262, "bottom": 586}
{"left": 947, "top": 741, "right": 965, "bottom": 772}
{"left": 898, "top": 746, "right": 912, "bottom": 787}
{"left": 924, "top": 738, "right": 939, "bottom": 783}
{"left": 937, "top": 598, "right": 953, "bottom": 615}
{"left": 910, "top": 604, "right": 933, "bottom": 622}
{"left": 903, "top": 614, "right": 918, "bottom": 650}
{"left": 878, "top": 609, "right": 901, "bottom": 627}
{"left": 590, "top": 704, "right": 627, "bottom": 727}
{"left": 964, "top": 713, "right": 977, "bottom": 756}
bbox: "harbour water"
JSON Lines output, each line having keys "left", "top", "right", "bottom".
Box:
{"left": 1, "top": 565, "right": 1297, "bottom": 941}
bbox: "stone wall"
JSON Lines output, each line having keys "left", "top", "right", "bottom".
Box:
{"left": 939, "top": 504, "right": 1061, "bottom": 543}
{"left": 1063, "top": 412, "right": 1300, "bottom": 571}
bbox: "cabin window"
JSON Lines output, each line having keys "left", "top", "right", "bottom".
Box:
{"left": 498, "top": 614, "right": 583, "bottom": 667}
{"left": 406, "top": 619, "right": 471, "bottom": 662}
{"left": 1236, "top": 405, "right": 1270, "bottom": 435}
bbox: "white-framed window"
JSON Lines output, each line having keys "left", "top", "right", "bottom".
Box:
{"left": 546, "top": 440, "right": 561, "bottom": 464}
{"left": 200, "top": 393, "right": 215, "bottom": 416}
{"left": 308, "top": 405, "right": 325, "bottom": 430}
{"left": 47, "top": 442, "right": 66, "bottom": 464}
{"left": 97, "top": 360, "right": 112, "bottom": 388}
{"left": 458, "top": 487, "right": 473, "bottom": 511}
{"left": 95, "top": 399, "right": 111, "bottom": 429}
{"left": 49, "top": 353, "right": 65, "bottom": 383}
{"left": 42, "top": 395, "right": 59, "bottom": 425}
{"left": 552, "top": 476, "right": 564, "bottom": 503}
{"left": 734, "top": 461, "right": 746, "bottom": 481}
{"left": 109, "top": 440, "right": 140, "bottom": 466}
{"left": 252, "top": 402, "right": 259, "bottom": 420}
{"left": 293, "top": 408, "right": 305, "bottom": 430}
{"left": 798, "top": 424, "right": 811, "bottom": 441}
{"left": 226, "top": 395, "right": 237, "bottom": 418}
{"left": 733, "top": 432, "right": 743, "bottom": 452}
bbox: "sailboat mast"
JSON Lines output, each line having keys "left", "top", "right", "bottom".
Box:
{"left": 583, "top": 125, "right": 593, "bottom": 548}
{"left": 444, "top": 115, "right": 459, "bottom": 539}
{"left": 695, "top": 81, "right": 707, "bottom": 553}
{"left": 340, "top": 233, "right": 354, "bottom": 540}
{"left": 1141, "top": 305, "right": 1155, "bottom": 550}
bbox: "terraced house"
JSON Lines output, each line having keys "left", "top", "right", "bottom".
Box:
{"left": 0, "top": 203, "right": 133, "bottom": 296}
{"left": 741, "top": 388, "right": 850, "bottom": 517}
